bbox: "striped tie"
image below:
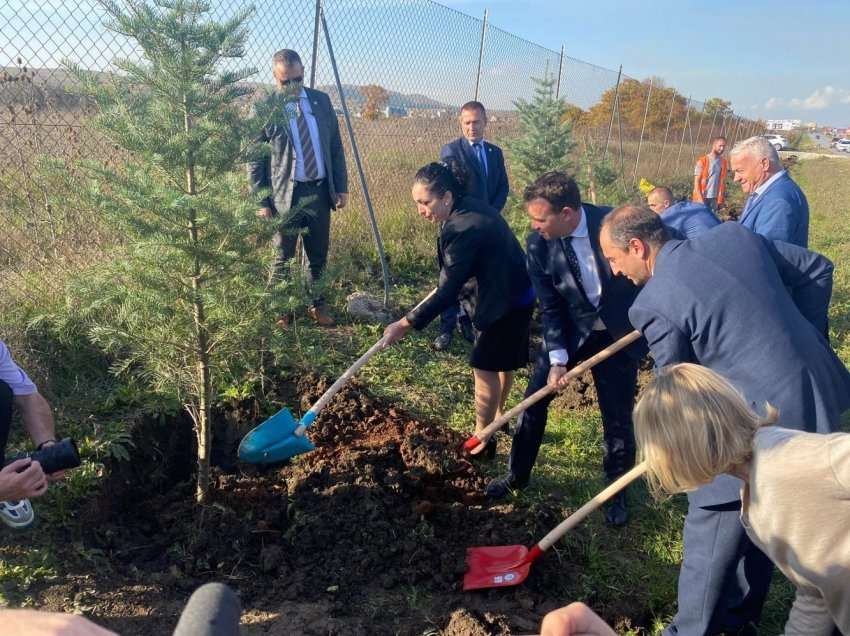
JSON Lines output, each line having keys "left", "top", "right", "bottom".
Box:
{"left": 295, "top": 103, "right": 320, "bottom": 180}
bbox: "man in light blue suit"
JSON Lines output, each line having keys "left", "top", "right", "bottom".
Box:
{"left": 600, "top": 206, "right": 850, "bottom": 636}
{"left": 731, "top": 136, "right": 809, "bottom": 247}
{"left": 647, "top": 186, "right": 720, "bottom": 239}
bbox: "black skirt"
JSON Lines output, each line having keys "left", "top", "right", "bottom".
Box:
{"left": 469, "top": 304, "right": 533, "bottom": 372}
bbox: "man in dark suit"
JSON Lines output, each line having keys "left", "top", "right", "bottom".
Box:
{"left": 647, "top": 186, "right": 720, "bottom": 239}
{"left": 433, "top": 101, "right": 509, "bottom": 351}
{"left": 599, "top": 206, "right": 850, "bottom": 636}
{"left": 731, "top": 135, "right": 809, "bottom": 247}
{"left": 247, "top": 49, "right": 348, "bottom": 328}
{"left": 486, "top": 172, "right": 646, "bottom": 527}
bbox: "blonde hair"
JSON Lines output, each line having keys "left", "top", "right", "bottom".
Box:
{"left": 633, "top": 364, "right": 778, "bottom": 499}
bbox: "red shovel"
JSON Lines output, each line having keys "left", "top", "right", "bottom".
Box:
{"left": 463, "top": 330, "right": 641, "bottom": 455}
{"left": 463, "top": 461, "right": 647, "bottom": 590}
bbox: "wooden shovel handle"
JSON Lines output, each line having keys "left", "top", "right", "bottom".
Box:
{"left": 469, "top": 330, "right": 641, "bottom": 448}
{"left": 307, "top": 288, "right": 439, "bottom": 417}
{"left": 537, "top": 461, "right": 647, "bottom": 552}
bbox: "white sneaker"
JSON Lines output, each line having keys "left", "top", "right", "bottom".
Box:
{"left": 0, "top": 499, "right": 35, "bottom": 529}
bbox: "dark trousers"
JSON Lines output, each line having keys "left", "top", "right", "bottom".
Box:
{"left": 439, "top": 302, "right": 461, "bottom": 335}
{"left": 508, "top": 330, "right": 638, "bottom": 482}
{"left": 663, "top": 499, "right": 773, "bottom": 636}
{"left": 0, "top": 380, "right": 12, "bottom": 464}
{"left": 272, "top": 180, "right": 332, "bottom": 307}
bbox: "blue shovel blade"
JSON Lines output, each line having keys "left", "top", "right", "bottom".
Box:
{"left": 238, "top": 407, "right": 315, "bottom": 463}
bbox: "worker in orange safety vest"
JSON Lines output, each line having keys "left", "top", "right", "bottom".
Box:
{"left": 692, "top": 136, "right": 727, "bottom": 212}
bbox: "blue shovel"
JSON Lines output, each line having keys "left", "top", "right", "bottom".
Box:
{"left": 238, "top": 289, "right": 437, "bottom": 464}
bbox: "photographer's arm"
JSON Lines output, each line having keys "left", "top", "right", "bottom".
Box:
{"left": 14, "top": 392, "right": 65, "bottom": 481}
{"left": 0, "top": 609, "right": 117, "bottom": 635}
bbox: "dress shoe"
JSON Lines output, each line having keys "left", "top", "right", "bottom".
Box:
{"left": 485, "top": 472, "right": 529, "bottom": 499}
{"left": 458, "top": 316, "right": 475, "bottom": 343}
{"left": 432, "top": 332, "right": 452, "bottom": 351}
{"left": 604, "top": 491, "right": 629, "bottom": 527}
{"left": 275, "top": 313, "right": 294, "bottom": 329}
{"left": 308, "top": 306, "right": 335, "bottom": 327}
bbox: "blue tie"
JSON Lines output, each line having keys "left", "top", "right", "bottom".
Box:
{"left": 474, "top": 142, "right": 487, "bottom": 178}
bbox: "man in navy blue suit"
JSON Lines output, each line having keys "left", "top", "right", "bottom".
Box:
{"left": 731, "top": 136, "right": 809, "bottom": 247}
{"left": 647, "top": 186, "right": 720, "bottom": 239}
{"left": 433, "top": 101, "right": 509, "bottom": 351}
{"left": 600, "top": 205, "right": 850, "bottom": 636}
{"left": 486, "top": 172, "right": 646, "bottom": 527}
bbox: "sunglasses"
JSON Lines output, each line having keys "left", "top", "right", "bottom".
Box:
{"left": 280, "top": 76, "right": 304, "bottom": 86}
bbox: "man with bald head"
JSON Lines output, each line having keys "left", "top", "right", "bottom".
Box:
{"left": 599, "top": 204, "right": 850, "bottom": 636}
{"left": 730, "top": 135, "right": 809, "bottom": 246}
{"left": 646, "top": 186, "right": 719, "bottom": 239}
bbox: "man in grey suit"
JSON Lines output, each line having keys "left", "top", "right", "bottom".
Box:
{"left": 248, "top": 49, "right": 348, "bottom": 327}
{"left": 599, "top": 206, "right": 850, "bottom": 636}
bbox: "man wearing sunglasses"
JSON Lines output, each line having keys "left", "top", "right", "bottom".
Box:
{"left": 248, "top": 49, "right": 349, "bottom": 328}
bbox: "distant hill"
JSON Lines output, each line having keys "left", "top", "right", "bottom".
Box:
{"left": 1, "top": 67, "right": 453, "bottom": 114}
{"left": 316, "top": 84, "right": 452, "bottom": 111}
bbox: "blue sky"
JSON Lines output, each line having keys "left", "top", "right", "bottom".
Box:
{"left": 442, "top": 0, "right": 850, "bottom": 127}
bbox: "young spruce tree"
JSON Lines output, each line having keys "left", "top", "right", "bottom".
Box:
{"left": 67, "top": 0, "right": 278, "bottom": 502}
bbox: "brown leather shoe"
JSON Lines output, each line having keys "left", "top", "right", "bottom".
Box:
{"left": 275, "top": 313, "right": 294, "bottom": 329}
{"left": 308, "top": 306, "right": 335, "bottom": 327}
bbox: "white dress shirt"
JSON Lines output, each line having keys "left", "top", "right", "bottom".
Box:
{"left": 549, "top": 206, "right": 604, "bottom": 366}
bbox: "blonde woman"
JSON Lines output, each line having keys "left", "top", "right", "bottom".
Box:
{"left": 634, "top": 363, "right": 850, "bottom": 636}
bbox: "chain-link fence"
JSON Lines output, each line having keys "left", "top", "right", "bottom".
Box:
{"left": 0, "top": 0, "right": 762, "bottom": 306}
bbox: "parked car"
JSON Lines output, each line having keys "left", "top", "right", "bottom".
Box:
{"left": 763, "top": 134, "right": 788, "bottom": 150}
{"left": 836, "top": 139, "right": 850, "bottom": 152}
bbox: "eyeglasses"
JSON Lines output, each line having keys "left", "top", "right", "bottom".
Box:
{"left": 280, "top": 76, "right": 304, "bottom": 86}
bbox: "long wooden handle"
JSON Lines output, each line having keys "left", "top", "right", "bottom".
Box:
{"left": 297, "top": 288, "right": 439, "bottom": 431}
{"left": 537, "top": 461, "right": 647, "bottom": 552}
{"left": 469, "top": 330, "right": 641, "bottom": 449}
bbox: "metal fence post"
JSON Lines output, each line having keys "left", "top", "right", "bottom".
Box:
{"left": 675, "top": 96, "right": 691, "bottom": 172}
{"left": 309, "top": 0, "right": 321, "bottom": 88}
{"left": 555, "top": 45, "right": 564, "bottom": 99}
{"left": 616, "top": 86, "right": 627, "bottom": 192}
{"left": 691, "top": 102, "right": 707, "bottom": 163}
{"left": 655, "top": 90, "right": 677, "bottom": 177}
{"left": 473, "top": 9, "right": 488, "bottom": 101}
{"left": 705, "top": 109, "right": 720, "bottom": 148}
{"left": 603, "top": 64, "right": 622, "bottom": 160}
{"left": 320, "top": 8, "right": 391, "bottom": 306}
{"left": 633, "top": 78, "right": 653, "bottom": 183}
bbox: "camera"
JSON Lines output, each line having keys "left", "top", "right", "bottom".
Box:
{"left": 4, "top": 438, "right": 81, "bottom": 475}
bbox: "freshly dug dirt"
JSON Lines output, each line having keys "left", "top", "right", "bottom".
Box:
{"left": 24, "top": 374, "right": 647, "bottom": 635}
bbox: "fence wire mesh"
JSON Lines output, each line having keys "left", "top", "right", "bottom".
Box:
{"left": 0, "top": 0, "right": 761, "bottom": 305}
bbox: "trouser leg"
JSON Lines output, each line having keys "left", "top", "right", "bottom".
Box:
{"left": 439, "top": 303, "right": 459, "bottom": 335}
{"left": 0, "top": 380, "right": 13, "bottom": 465}
{"left": 663, "top": 499, "right": 772, "bottom": 636}
{"left": 586, "top": 333, "right": 638, "bottom": 480}
{"left": 297, "top": 184, "right": 332, "bottom": 308}
{"left": 507, "top": 345, "right": 553, "bottom": 482}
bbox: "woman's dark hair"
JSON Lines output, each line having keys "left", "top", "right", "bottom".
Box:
{"left": 413, "top": 158, "right": 470, "bottom": 202}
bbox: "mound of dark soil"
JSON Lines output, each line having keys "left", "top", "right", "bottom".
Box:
{"left": 28, "top": 374, "right": 640, "bottom": 635}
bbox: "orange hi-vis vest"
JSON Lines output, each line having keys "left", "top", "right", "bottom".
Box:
{"left": 693, "top": 154, "right": 728, "bottom": 204}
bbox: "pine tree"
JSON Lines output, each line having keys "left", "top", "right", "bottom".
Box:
{"left": 506, "top": 75, "right": 577, "bottom": 191}
{"left": 66, "top": 0, "right": 280, "bottom": 502}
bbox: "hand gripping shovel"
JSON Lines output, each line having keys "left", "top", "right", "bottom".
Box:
{"left": 463, "top": 330, "right": 641, "bottom": 455}
{"left": 463, "top": 461, "right": 647, "bottom": 590}
{"left": 238, "top": 289, "right": 437, "bottom": 464}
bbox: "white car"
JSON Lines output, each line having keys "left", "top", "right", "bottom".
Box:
{"left": 763, "top": 134, "right": 787, "bottom": 150}
{"left": 836, "top": 139, "right": 850, "bottom": 152}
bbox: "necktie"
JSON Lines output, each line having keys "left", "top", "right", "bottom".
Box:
{"left": 561, "top": 237, "right": 584, "bottom": 291}
{"left": 473, "top": 142, "right": 487, "bottom": 178}
{"left": 289, "top": 100, "right": 319, "bottom": 180}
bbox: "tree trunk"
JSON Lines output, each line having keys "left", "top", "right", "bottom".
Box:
{"left": 184, "top": 96, "right": 213, "bottom": 503}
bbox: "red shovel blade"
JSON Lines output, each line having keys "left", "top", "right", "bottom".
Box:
{"left": 463, "top": 544, "right": 541, "bottom": 591}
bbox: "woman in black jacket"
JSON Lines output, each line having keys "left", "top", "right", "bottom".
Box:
{"left": 383, "top": 160, "right": 534, "bottom": 457}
